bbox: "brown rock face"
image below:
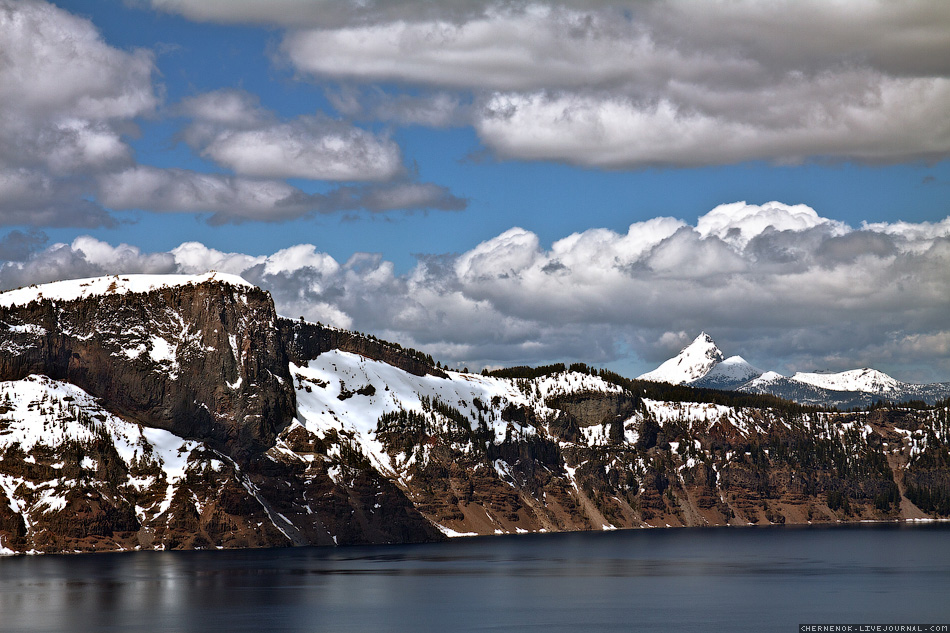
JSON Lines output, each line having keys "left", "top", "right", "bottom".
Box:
{"left": 0, "top": 278, "right": 295, "bottom": 460}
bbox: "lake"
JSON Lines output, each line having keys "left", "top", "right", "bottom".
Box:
{"left": 1, "top": 524, "right": 948, "bottom": 632}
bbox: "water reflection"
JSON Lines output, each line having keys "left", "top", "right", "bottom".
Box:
{"left": 1, "top": 524, "right": 949, "bottom": 633}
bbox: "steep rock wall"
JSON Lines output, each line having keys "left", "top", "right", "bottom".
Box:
{"left": 0, "top": 278, "right": 295, "bottom": 459}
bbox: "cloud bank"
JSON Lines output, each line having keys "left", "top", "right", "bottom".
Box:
{"left": 0, "top": 0, "right": 156, "bottom": 227}
{"left": 4, "top": 202, "right": 948, "bottom": 382}
{"left": 237, "top": 0, "right": 950, "bottom": 166}
{"left": 0, "top": 2, "right": 465, "bottom": 228}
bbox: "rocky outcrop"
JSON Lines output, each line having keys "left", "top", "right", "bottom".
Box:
{"left": 0, "top": 276, "right": 295, "bottom": 459}
{"left": 279, "top": 318, "right": 445, "bottom": 378}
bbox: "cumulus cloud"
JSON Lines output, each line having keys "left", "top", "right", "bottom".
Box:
{"left": 181, "top": 90, "right": 404, "bottom": 181}
{"left": 475, "top": 79, "right": 950, "bottom": 166}
{"left": 261, "top": 1, "right": 950, "bottom": 166}
{"left": 0, "top": 0, "right": 157, "bottom": 227}
{"left": 3, "top": 202, "right": 949, "bottom": 381}
{"left": 0, "top": 4, "right": 461, "bottom": 228}
{"left": 697, "top": 201, "right": 848, "bottom": 249}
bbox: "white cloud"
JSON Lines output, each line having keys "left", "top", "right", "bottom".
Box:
{"left": 0, "top": 0, "right": 157, "bottom": 227}
{"left": 475, "top": 79, "right": 950, "bottom": 166}
{"left": 179, "top": 90, "right": 267, "bottom": 127}
{"left": 4, "top": 202, "right": 949, "bottom": 380}
{"left": 0, "top": 8, "right": 458, "bottom": 228}
{"left": 326, "top": 87, "right": 468, "bottom": 128}
{"left": 0, "top": 0, "right": 156, "bottom": 122}
{"left": 697, "top": 201, "right": 848, "bottom": 249}
{"left": 97, "top": 166, "right": 315, "bottom": 222}
{"left": 170, "top": 241, "right": 266, "bottom": 274}
{"left": 203, "top": 121, "right": 402, "bottom": 181}
{"left": 179, "top": 89, "right": 404, "bottom": 181}
{"left": 96, "top": 166, "right": 464, "bottom": 223}
{"left": 271, "top": 1, "right": 950, "bottom": 166}
{"left": 70, "top": 236, "right": 175, "bottom": 272}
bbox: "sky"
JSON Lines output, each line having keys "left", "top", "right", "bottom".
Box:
{"left": 1, "top": 0, "right": 949, "bottom": 382}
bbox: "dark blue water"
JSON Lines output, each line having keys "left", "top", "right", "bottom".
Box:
{"left": 1, "top": 524, "right": 948, "bottom": 632}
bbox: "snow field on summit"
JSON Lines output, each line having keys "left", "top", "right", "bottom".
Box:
{"left": 0, "top": 272, "right": 253, "bottom": 308}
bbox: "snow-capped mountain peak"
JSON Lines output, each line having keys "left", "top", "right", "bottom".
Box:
{"left": 639, "top": 332, "right": 950, "bottom": 407}
{"left": 744, "top": 371, "right": 786, "bottom": 388}
{"left": 639, "top": 332, "right": 725, "bottom": 384}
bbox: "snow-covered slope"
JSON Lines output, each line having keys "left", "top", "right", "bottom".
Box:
{"left": 0, "top": 375, "right": 287, "bottom": 554}
{"left": 690, "top": 355, "right": 763, "bottom": 390}
{"left": 3, "top": 275, "right": 950, "bottom": 554}
{"left": 639, "top": 333, "right": 724, "bottom": 384}
{"left": 0, "top": 272, "right": 252, "bottom": 308}
{"left": 290, "top": 349, "right": 623, "bottom": 480}
{"left": 791, "top": 368, "right": 901, "bottom": 393}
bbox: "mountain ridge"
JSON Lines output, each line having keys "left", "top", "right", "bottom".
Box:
{"left": 640, "top": 333, "right": 950, "bottom": 408}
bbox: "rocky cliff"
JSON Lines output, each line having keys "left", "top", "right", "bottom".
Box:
{"left": 0, "top": 273, "right": 295, "bottom": 459}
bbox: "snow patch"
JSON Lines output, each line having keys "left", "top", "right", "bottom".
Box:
{"left": 434, "top": 524, "right": 479, "bottom": 538}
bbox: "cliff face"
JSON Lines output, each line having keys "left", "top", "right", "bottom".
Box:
{"left": 0, "top": 375, "right": 441, "bottom": 554}
{"left": 0, "top": 276, "right": 295, "bottom": 459}
{"left": 288, "top": 351, "right": 950, "bottom": 537}
{"left": 374, "top": 387, "right": 950, "bottom": 534}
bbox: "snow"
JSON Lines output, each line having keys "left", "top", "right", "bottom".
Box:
{"left": 0, "top": 272, "right": 254, "bottom": 308}
{"left": 642, "top": 398, "right": 760, "bottom": 437}
{"left": 147, "top": 336, "right": 180, "bottom": 379}
{"left": 639, "top": 332, "right": 724, "bottom": 384}
{"left": 148, "top": 336, "right": 176, "bottom": 364}
{"left": 579, "top": 422, "right": 614, "bottom": 446}
{"left": 745, "top": 371, "right": 786, "bottom": 388}
{"left": 434, "top": 524, "right": 479, "bottom": 537}
{"left": 290, "top": 350, "right": 620, "bottom": 477}
{"left": 694, "top": 355, "right": 762, "bottom": 384}
{"left": 6, "top": 324, "right": 46, "bottom": 336}
{"left": 791, "top": 368, "right": 902, "bottom": 393}
{"left": 123, "top": 344, "right": 147, "bottom": 360}
{"left": 0, "top": 374, "right": 204, "bottom": 524}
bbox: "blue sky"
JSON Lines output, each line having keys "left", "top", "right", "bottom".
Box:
{"left": 2, "top": 0, "right": 949, "bottom": 381}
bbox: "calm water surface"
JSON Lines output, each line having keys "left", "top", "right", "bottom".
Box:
{"left": 1, "top": 524, "right": 948, "bottom": 632}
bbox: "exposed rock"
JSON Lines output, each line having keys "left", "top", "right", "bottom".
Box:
{"left": 279, "top": 317, "right": 445, "bottom": 378}
{"left": 0, "top": 276, "right": 295, "bottom": 459}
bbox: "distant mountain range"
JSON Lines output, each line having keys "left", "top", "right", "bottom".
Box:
{"left": 639, "top": 333, "right": 950, "bottom": 409}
